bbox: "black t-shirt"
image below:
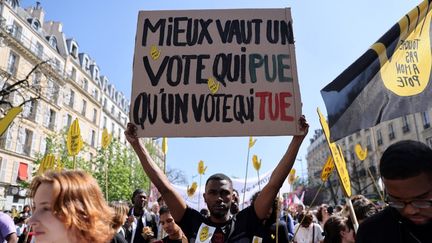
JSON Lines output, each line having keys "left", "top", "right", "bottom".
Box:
{"left": 356, "top": 207, "right": 432, "bottom": 243}
{"left": 254, "top": 220, "right": 290, "bottom": 243}
{"left": 179, "top": 206, "right": 262, "bottom": 243}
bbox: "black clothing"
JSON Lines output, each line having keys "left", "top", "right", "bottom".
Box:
{"left": 161, "top": 236, "right": 183, "bottom": 243}
{"left": 356, "top": 207, "right": 432, "bottom": 243}
{"left": 178, "top": 206, "right": 262, "bottom": 243}
{"left": 111, "top": 232, "right": 128, "bottom": 243}
{"left": 125, "top": 208, "right": 158, "bottom": 243}
{"left": 254, "top": 220, "right": 290, "bottom": 243}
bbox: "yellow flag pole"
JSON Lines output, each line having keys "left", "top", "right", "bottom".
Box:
{"left": 367, "top": 168, "right": 385, "bottom": 202}
{"left": 292, "top": 183, "right": 324, "bottom": 241}
{"left": 241, "top": 146, "right": 251, "bottom": 210}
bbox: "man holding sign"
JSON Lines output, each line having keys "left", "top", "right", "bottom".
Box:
{"left": 356, "top": 140, "right": 432, "bottom": 242}
{"left": 124, "top": 116, "right": 308, "bottom": 242}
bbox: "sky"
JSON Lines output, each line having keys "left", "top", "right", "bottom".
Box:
{"left": 20, "top": 0, "right": 419, "bottom": 185}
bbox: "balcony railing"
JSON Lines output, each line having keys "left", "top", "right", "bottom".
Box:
{"left": 0, "top": 18, "right": 65, "bottom": 78}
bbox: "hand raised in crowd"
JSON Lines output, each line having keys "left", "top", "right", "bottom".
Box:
{"left": 296, "top": 115, "right": 309, "bottom": 138}
{"left": 124, "top": 123, "right": 139, "bottom": 145}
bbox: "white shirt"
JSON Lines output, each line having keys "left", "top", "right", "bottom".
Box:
{"left": 293, "top": 223, "right": 324, "bottom": 243}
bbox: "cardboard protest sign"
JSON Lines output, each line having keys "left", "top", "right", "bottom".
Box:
{"left": 131, "top": 8, "right": 302, "bottom": 137}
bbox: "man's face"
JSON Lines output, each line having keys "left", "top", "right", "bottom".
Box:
{"left": 204, "top": 179, "right": 232, "bottom": 219}
{"left": 133, "top": 192, "right": 148, "bottom": 209}
{"left": 384, "top": 173, "right": 432, "bottom": 225}
{"left": 160, "top": 212, "right": 179, "bottom": 236}
{"left": 230, "top": 190, "right": 239, "bottom": 214}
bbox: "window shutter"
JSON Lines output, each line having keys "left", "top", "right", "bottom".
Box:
{"left": 5, "top": 125, "right": 13, "bottom": 150}
{"left": 28, "top": 163, "right": 33, "bottom": 181}
{"left": 63, "top": 88, "right": 70, "bottom": 105}
{"left": 35, "top": 101, "right": 41, "bottom": 123}
{"left": 22, "top": 102, "right": 31, "bottom": 117}
{"left": 0, "top": 158, "right": 7, "bottom": 182}
{"left": 30, "top": 132, "right": 37, "bottom": 157}
{"left": 11, "top": 161, "right": 19, "bottom": 184}
{"left": 16, "top": 127, "right": 25, "bottom": 154}
{"left": 40, "top": 136, "right": 46, "bottom": 155}
{"left": 56, "top": 87, "right": 62, "bottom": 106}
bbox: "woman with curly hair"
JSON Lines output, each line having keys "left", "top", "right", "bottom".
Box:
{"left": 28, "top": 170, "right": 115, "bottom": 243}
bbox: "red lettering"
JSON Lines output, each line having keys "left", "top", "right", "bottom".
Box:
{"left": 255, "top": 91, "right": 294, "bottom": 121}
{"left": 280, "top": 92, "right": 294, "bottom": 121}
{"left": 255, "top": 91, "right": 271, "bottom": 120}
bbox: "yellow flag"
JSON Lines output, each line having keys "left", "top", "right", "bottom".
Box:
{"left": 288, "top": 169, "right": 296, "bottom": 184}
{"left": 162, "top": 137, "right": 168, "bottom": 154}
{"left": 101, "top": 128, "right": 112, "bottom": 149}
{"left": 0, "top": 106, "right": 22, "bottom": 137}
{"left": 355, "top": 144, "right": 368, "bottom": 161}
{"left": 252, "top": 155, "right": 261, "bottom": 171}
{"left": 321, "top": 156, "right": 335, "bottom": 182}
{"left": 38, "top": 154, "right": 56, "bottom": 175}
{"left": 249, "top": 137, "right": 257, "bottom": 148}
{"left": 198, "top": 160, "right": 207, "bottom": 175}
{"left": 67, "top": 118, "right": 83, "bottom": 156}
{"left": 187, "top": 182, "right": 197, "bottom": 197}
{"left": 318, "top": 108, "right": 351, "bottom": 197}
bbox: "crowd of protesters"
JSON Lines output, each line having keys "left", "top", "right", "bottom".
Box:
{"left": 0, "top": 119, "right": 431, "bottom": 242}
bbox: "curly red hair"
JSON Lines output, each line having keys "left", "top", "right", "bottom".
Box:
{"left": 30, "top": 170, "right": 115, "bottom": 243}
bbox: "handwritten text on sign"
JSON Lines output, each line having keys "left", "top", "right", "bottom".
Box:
{"left": 131, "top": 9, "right": 302, "bottom": 137}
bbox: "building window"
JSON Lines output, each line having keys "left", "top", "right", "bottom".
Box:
{"left": 92, "top": 108, "right": 97, "bottom": 123}
{"left": 31, "top": 71, "right": 41, "bottom": 88}
{"left": 30, "top": 19, "right": 41, "bottom": 31}
{"left": 82, "top": 79, "right": 88, "bottom": 91}
{"left": 111, "top": 122, "right": 115, "bottom": 133}
{"left": 48, "top": 109, "right": 56, "bottom": 130}
{"left": 111, "top": 105, "right": 115, "bottom": 114}
{"left": 81, "top": 100, "right": 87, "bottom": 116}
{"left": 66, "top": 114, "right": 72, "bottom": 128}
{"left": 388, "top": 123, "right": 395, "bottom": 140}
{"left": 91, "top": 130, "right": 96, "bottom": 147}
{"left": 23, "top": 100, "right": 36, "bottom": 120}
{"left": 402, "top": 116, "right": 410, "bottom": 133}
{"left": 366, "top": 136, "right": 372, "bottom": 151}
{"left": 71, "top": 44, "right": 78, "bottom": 58}
{"left": 69, "top": 90, "right": 75, "bottom": 108}
{"left": 103, "top": 98, "right": 107, "bottom": 109}
{"left": 48, "top": 36, "right": 57, "bottom": 49}
{"left": 17, "top": 128, "right": 33, "bottom": 156}
{"left": 10, "top": 22, "right": 22, "bottom": 41}
{"left": 70, "top": 67, "right": 77, "bottom": 81}
{"left": 7, "top": 51, "right": 19, "bottom": 75}
{"left": 34, "top": 42, "right": 43, "bottom": 58}
{"left": 422, "top": 111, "right": 430, "bottom": 129}
{"left": 103, "top": 116, "right": 107, "bottom": 128}
{"left": 92, "top": 89, "right": 99, "bottom": 100}
{"left": 376, "top": 129, "right": 383, "bottom": 145}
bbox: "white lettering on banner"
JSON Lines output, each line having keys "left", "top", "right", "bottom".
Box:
{"left": 171, "top": 169, "right": 291, "bottom": 210}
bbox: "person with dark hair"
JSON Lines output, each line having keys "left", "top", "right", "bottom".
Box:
{"left": 153, "top": 206, "right": 187, "bottom": 243}
{"left": 230, "top": 189, "right": 240, "bottom": 215}
{"left": 125, "top": 117, "right": 309, "bottom": 242}
{"left": 347, "top": 196, "right": 378, "bottom": 224}
{"left": 293, "top": 210, "right": 324, "bottom": 243}
{"left": 356, "top": 140, "right": 432, "bottom": 243}
{"left": 250, "top": 191, "right": 290, "bottom": 242}
{"left": 323, "top": 216, "right": 355, "bottom": 243}
{"left": 124, "top": 189, "right": 158, "bottom": 243}
{"left": 316, "top": 204, "right": 331, "bottom": 228}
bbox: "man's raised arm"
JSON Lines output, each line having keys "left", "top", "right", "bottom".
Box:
{"left": 125, "top": 123, "right": 187, "bottom": 221}
{"left": 254, "top": 116, "right": 309, "bottom": 220}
